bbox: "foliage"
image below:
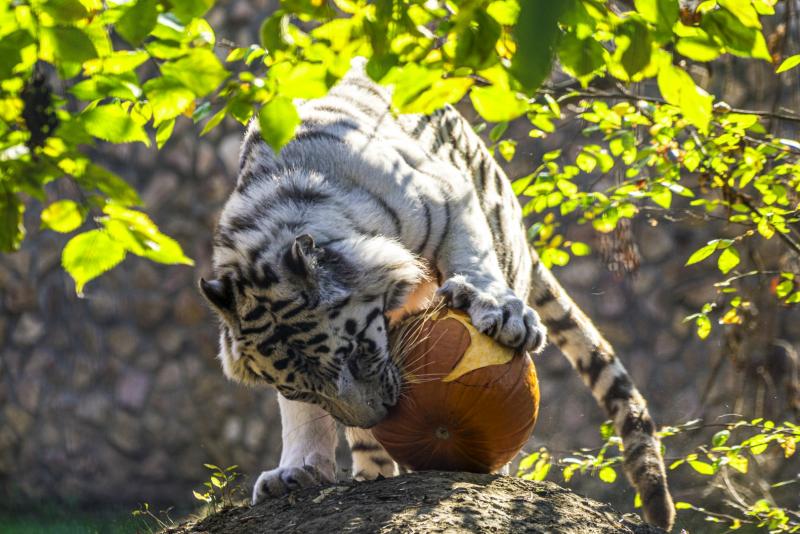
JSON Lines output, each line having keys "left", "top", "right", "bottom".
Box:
{"left": 518, "top": 418, "right": 800, "bottom": 532}
{"left": 192, "top": 464, "right": 244, "bottom": 515}
{"left": 2, "top": 0, "right": 799, "bottom": 297}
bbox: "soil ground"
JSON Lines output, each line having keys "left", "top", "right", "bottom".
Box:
{"left": 167, "top": 471, "right": 666, "bottom": 533}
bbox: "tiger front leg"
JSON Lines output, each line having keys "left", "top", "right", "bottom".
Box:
{"left": 433, "top": 196, "right": 546, "bottom": 353}
{"left": 252, "top": 395, "right": 337, "bottom": 504}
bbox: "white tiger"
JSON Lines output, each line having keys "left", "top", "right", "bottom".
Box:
{"left": 200, "top": 59, "right": 675, "bottom": 530}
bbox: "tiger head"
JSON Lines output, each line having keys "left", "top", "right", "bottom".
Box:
{"left": 200, "top": 232, "right": 424, "bottom": 428}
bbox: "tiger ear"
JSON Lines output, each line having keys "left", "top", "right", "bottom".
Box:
{"left": 284, "top": 234, "right": 318, "bottom": 277}
{"left": 199, "top": 276, "right": 234, "bottom": 313}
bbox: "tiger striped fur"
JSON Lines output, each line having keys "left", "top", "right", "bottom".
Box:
{"left": 200, "top": 59, "right": 675, "bottom": 530}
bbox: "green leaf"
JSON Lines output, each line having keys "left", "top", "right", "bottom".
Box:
{"left": 701, "top": 8, "right": 771, "bottom": 60}
{"left": 498, "top": 139, "right": 517, "bottom": 162}
{"left": 570, "top": 242, "right": 591, "bottom": 256}
{"left": 696, "top": 314, "right": 711, "bottom": 339}
{"left": 102, "top": 205, "right": 193, "bottom": 265}
{"left": 62, "top": 229, "right": 126, "bottom": 294}
{"left": 260, "top": 11, "right": 290, "bottom": 53}
{"left": 657, "top": 62, "right": 712, "bottom": 133}
{"left": 156, "top": 118, "right": 175, "bottom": 149}
{"left": 81, "top": 164, "right": 142, "bottom": 206}
{"left": 385, "top": 64, "right": 440, "bottom": 111}
{"left": 40, "top": 25, "right": 98, "bottom": 65}
{"left": 455, "top": 9, "right": 501, "bottom": 70}
{"left": 712, "top": 430, "right": 730, "bottom": 447}
{"left": 686, "top": 243, "right": 716, "bottom": 265}
{"left": 558, "top": 32, "right": 605, "bottom": 80}
{"left": 675, "top": 502, "right": 693, "bottom": 510}
{"left": 718, "top": 0, "right": 761, "bottom": 29}
{"left": 41, "top": 200, "right": 84, "bottom": 233}
{"left": 258, "top": 96, "right": 300, "bottom": 153}
{"left": 0, "top": 191, "right": 25, "bottom": 252}
{"left": 143, "top": 76, "right": 195, "bottom": 125}
{"left": 510, "top": 0, "right": 570, "bottom": 91}
{"left": 470, "top": 85, "right": 528, "bottom": 122}
{"left": 83, "top": 51, "right": 149, "bottom": 76}
{"left": 598, "top": 466, "right": 617, "bottom": 483}
{"left": 634, "top": 0, "right": 679, "bottom": 35}
{"left": 576, "top": 151, "right": 597, "bottom": 173}
{"left": 70, "top": 73, "right": 141, "bottom": 101}
{"left": 727, "top": 454, "right": 748, "bottom": 473}
{"left": 0, "top": 30, "right": 34, "bottom": 79}
{"left": 487, "top": 0, "right": 520, "bottom": 25}
{"left": 717, "top": 246, "right": 740, "bottom": 274}
{"left": 81, "top": 104, "right": 150, "bottom": 145}
{"left": 34, "top": 0, "right": 88, "bottom": 22}
{"left": 650, "top": 187, "right": 672, "bottom": 209}
{"left": 200, "top": 108, "right": 227, "bottom": 136}
{"left": 776, "top": 54, "right": 800, "bottom": 74}
{"left": 490, "top": 123, "right": 509, "bottom": 143}
{"left": 160, "top": 49, "right": 228, "bottom": 98}
{"left": 116, "top": 0, "right": 158, "bottom": 46}
{"left": 676, "top": 34, "right": 722, "bottom": 62}
{"left": 688, "top": 460, "right": 715, "bottom": 475}
{"left": 618, "top": 19, "right": 653, "bottom": 77}
{"left": 402, "top": 78, "right": 474, "bottom": 115}
{"left": 170, "top": 0, "right": 214, "bottom": 23}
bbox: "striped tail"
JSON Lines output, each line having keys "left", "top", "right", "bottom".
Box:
{"left": 528, "top": 250, "right": 675, "bottom": 531}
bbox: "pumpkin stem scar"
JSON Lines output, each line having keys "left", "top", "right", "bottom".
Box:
{"left": 435, "top": 427, "right": 450, "bottom": 440}
{"left": 440, "top": 311, "right": 517, "bottom": 383}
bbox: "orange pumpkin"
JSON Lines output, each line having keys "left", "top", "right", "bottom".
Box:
{"left": 373, "top": 309, "right": 540, "bottom": 473}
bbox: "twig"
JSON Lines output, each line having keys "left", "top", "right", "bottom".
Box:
{"left": 536, "top": 87, "right": 800, "bottom": 125}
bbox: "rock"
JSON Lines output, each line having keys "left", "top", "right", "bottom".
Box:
{"left": 116, "top": 369, "right": 151, "bottom": 411}
{"left": 155, "top": 362, "right": 182, "bottom": 390}
{"left": 109, "top": 326, "right": 140, "bottom": 360}
{"left": 223, "top": 416, "right": 243, "bottom": 442}
{"left": 72, "top": 357, "right": 97, "bottom": 389}
{"left": 16, "top": 378, "right": 41, "bottom": 413}
{"left": 36, "top": 247, "right": 61, "bottom": 277}
{"left": 4, "top": 280, "right": 37, "bottom": 313}
{"left": 87, "top": 293, "right": 122, "bottom": 323}
{"left": 142, "top": 171, "right": 180, "bottom": 211}
{"left": 110, "top": 411, "right": 142, "bottom": 454}
{"left": 638, "top": 226, "right": 674, "bottom": 262}
{"left": 244, "top": 419, "right": 266, "bottom": 451}
{"left": 133, "top": 295, "right": 168, "bottom": 328}
{"left": 174, "top": 288, "right": 208, "bottom": 326}
{"left": 4, "top": 405, "right": 33, "bottom": 436}
{"left": 597, "top": 284, "right": 627, "bottom": 317}
{"left": 219, "top": 133, "right": 242, "bottom": 176}
{"left": 170, "top": 472, "right": 666, "bottom": 534}
{"left": 157, "top": 327, "right": 185, "bottom": 354}
{"left": 11, "top": 314, "right": 44, "bottom": 346}
{"left": 76, "top": 393, "right": 111, "bottom": 424}
{"left": 5, "top": 250, "right": 31, "bottom": 276}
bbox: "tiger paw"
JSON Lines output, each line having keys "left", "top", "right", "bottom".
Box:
{"left": 438, "top": 275, "right": 546, "bottom": 353}
{"left": 251, "top": 460, "right": 334, "bottom": 504}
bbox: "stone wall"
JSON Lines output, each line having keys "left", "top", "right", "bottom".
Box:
{"left": 1, "top": 1, "right": 798, "bottom": 513}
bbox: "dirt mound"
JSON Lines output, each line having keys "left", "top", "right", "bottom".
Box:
{"left": 168, "top": 471, "right": 665, "bottom": 533}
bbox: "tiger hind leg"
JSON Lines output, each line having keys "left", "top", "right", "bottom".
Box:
{"left": 345, "top": 427, "right": 398, "bottom": 480}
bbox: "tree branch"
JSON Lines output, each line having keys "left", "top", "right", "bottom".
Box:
{"left": 537, "top": 87, "right": 800, "bottom": 125}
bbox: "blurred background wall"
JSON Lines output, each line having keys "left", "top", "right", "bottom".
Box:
{"left": 1, "top": 0, "right": 798, "bottom": 515}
